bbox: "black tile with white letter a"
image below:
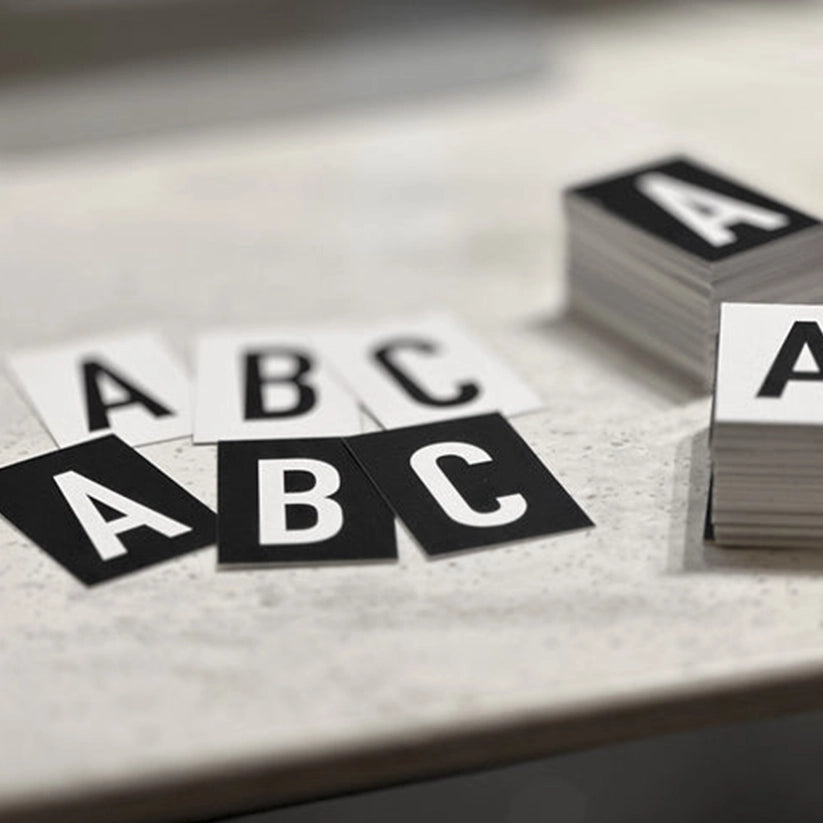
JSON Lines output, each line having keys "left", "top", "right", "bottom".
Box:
{"left": 565, "top": 155, "right": 823, "bottom": 386}
{"left": 218, "top": 438, "right": 397, "bottom": 565}
{"left": 346, "top": 413, "right": 593, "bottom": 556}
{"left": 0, "top": 435, "right": 215, "bottom": 585}
{"left": 571, "top": 156, "right": 818, "bottom": 262}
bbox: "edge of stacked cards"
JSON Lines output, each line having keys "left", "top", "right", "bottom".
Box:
{"left": 565, "top": 156, "right": 823, "bottom": 388}
{"left": 710, "top": 302, "right": 823, "bottom": 548}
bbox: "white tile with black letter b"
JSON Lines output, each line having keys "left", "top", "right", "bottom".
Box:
{"left": 194, "top": 330, "right": 362, "bottom": 442}
{"left": 346, "top": 413, "right": 592, "bottom": 556}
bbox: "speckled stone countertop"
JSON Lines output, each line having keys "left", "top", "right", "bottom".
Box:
{"left": 4, "top": 4, "right": 823, "bottom": 820}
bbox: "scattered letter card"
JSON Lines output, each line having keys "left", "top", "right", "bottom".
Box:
{"left": 323, "top": 312, "right": 541, "bottom": 429}
{"left": 194, "top": 330, "right": 361, "bottom": 442}
{"left": 8, "top": 331, "right": 192, "bottom": 447}
{"left": 346, "top": 413, "right": 592, "bottom": 556}
{"left": 0, "top": 435, "right": 215, "bottom": 585}
{"left": 218, "top": 438, "right": 396, "bottom": 565}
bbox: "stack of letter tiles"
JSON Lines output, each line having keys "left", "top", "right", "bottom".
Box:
{"left": 710, "top": 302, "right": 823, "bottom": 548}
{"left": 0, "top": 312, "right": 593, "bottom": 585}
{"left": 565, "top": 156, "right": 823, "bottom": 387}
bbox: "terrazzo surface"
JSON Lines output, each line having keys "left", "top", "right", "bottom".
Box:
{"left": 4, "top": 3, "right": 823, "bottom": 818}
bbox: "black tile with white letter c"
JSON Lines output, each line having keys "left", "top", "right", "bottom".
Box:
{"left": 0, "top": 435, "right": 215, "bottom": 585}
{"left": 345, "top": 413, "right": 593, "bottom": 556}
{"left": 218, "top": 438, "right": 397, "bottom": 565}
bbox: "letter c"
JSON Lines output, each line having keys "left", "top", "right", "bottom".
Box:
{"left": 373, "top": 339, "right": 479, "bottom": 407}
{"left": 410, "top": 441, "right": 527, "bottom": 527}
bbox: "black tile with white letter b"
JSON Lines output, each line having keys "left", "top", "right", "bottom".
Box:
{"left": 218, "top": 438, "right": 397, "bottom": 565}
{"left": 0, "top": 435, "right": 215, "bottom": 585}
{"left": 346, "top": 413, "right": 593, "bottom": 556}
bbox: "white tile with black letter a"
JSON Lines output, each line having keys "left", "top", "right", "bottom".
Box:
{"left": 0, "top": 435, "right": 215, "bottom": 585}
{"left": 346, "top": 413, "right": 592, "bottom": 556}
{"left": 709, "top": 302, "right": 823, "bottom": 548}
{"left": 194, "top": 330, "right": 361, "bottom": 443}
{"left": 565, "top": 156, "right": 823, "bottom": 386}
{"left": 8, "top": 331, "right": 192, "bottom": 447}
{"left": 217, "top": 438, "right": 397, "bottom": 565}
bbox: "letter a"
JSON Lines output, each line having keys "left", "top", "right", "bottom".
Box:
{"left": 54, "top": 470, "right": 191, "bottom": 560}
{"left": 83, "top": 360, "right": 173, "bottom": 432}
{"left": 758, "top": 320, "right": 823, "bottom": 398}
{"left": 637, "top": 172, "right": 789, "bottom": 247}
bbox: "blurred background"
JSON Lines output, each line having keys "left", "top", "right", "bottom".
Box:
{"left": 0, "top": 0, "right": 552, "bottom": 152}
{"left": 4, "top": 1, "right": 823, "bottom": 821}
{"left": 5, "top": 0, "right": 823, "bottom": 346}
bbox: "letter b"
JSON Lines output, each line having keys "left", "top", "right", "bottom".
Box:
{"left": 258, "top": 458, "right": 343, "bottom": 544}
{"left": 244, "top": 349, "right": 317, "bottom": 420}
{"left": 217, "top": 438, "right": 397, "bottom": 564}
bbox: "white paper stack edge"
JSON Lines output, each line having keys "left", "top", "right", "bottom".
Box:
{"left": 565, "top": 156, "right": 823, "bottom": 388}
{"left": 710, "top": 302, "right": 823, "bottom": 548}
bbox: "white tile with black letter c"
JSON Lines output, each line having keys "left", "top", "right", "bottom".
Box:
{"left": 320, "top": 312, "right": 541, "bottom": 429}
